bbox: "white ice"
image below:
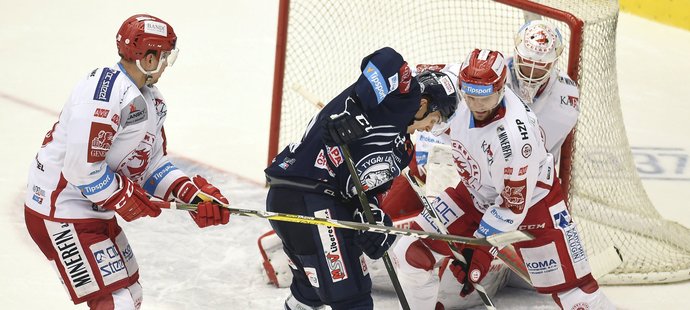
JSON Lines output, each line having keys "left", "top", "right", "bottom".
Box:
{"left": 1, "top": 1, "right": 689, "bottom": 309}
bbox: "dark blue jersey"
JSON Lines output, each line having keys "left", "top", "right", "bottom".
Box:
{"left": 265, "top": 47, "right": 422, "bottom": 199}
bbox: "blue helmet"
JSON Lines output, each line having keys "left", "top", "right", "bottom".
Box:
{"left": 417, "top": 70, "right": 459, "bottom": 120}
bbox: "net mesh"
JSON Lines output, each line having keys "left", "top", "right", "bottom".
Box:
{"left": 271, "top": 0, "right": 690, "bottom": 284}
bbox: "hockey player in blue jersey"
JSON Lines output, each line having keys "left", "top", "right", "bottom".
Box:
{"left": 264, "top": 47, "right": 459, "bottom": 310}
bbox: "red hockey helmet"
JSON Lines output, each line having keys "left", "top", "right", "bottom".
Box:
{"left": 459, "top": 49, "right": 507, "bottom": 97}
{"left": 116, "top": 14, "right": 177, "bottom": 62}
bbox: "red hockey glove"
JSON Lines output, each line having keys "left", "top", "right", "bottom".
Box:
{"left": 101, "top": 174, "right": 161, "bottom": 222}
{"left": 449, "top": 245, "right": 496, "bottom": 297}
{"left": 172, "top": 175, "right": 230, "bottom": 228}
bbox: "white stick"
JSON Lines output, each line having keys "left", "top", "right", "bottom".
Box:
{"left": 291, "top": 83, "right": 325, "bottom": 108}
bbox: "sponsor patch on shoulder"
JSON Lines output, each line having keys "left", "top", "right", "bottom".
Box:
{"left": 93, "top": 68, "right": 120, "bottom": 102}
{"left": 123, "top": 97, "right": 148, "bottom": 126}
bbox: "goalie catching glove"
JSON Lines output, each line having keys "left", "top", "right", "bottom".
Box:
{"left": 100, "top": 173, "right": 161, "bottom": 222}
{"left": 352, "top": 201, "right": 396, "bottom": 259}
{"left": 171, "top": 175, "right": 230, "bottom": 228}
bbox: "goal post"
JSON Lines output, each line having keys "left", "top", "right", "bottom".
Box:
{"left": 267, "top": 0, "right": 690, "bottom": 284}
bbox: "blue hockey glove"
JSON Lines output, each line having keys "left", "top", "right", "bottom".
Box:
{"left": 353, "top": 203, "right": 396, "bottom": 259}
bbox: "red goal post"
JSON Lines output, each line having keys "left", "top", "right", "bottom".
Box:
{"left": 268, "top": 0, "right": 690, "bottom": 284}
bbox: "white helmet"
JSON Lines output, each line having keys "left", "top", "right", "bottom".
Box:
{"left": 513, "top": 20, "right": 564, "bottom": 102}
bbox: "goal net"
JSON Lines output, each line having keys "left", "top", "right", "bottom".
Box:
{"left": 267, "top": 0, "right": 690, "bottom": 284}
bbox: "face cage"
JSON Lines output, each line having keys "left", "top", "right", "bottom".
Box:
{"left": 430, "top": 118, "right": 451, "bottom": 136}
{"left": 135, "top": 47, "right": 180, "bottom": 77}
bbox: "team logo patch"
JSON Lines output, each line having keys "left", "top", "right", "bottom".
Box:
{"left": 451, "top": 140, "right": 481, "bottom": 190}
{"left": 117, "top": 132, "right": 154, "bottom": 183}
{"left": 350, "top": 152, "right": 399, "bottom": 194}
{"left": 572, "top": 302, "right": 590, "bottom": 310}
{"left": 88, "top": 122, "right": 115, "bottom": 163}
{"left": 501, "top": 179, "right": 527, "bottom": 214}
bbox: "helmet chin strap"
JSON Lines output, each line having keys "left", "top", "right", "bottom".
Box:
{"left": 134, "top": 56, "right": 166, "bottom": 85}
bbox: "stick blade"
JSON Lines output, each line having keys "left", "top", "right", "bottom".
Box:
{"left": 486, "top": 230, "right": 534, "bottom": 247}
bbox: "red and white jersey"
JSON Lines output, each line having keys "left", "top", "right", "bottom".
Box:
{"left": 25, "top": 64, "right": 187, "bottom": 221}
{"left": 413, "top": 62, "right": 578, "bottom": 165}
{"left": 447, "top": 87, "right": 556, "bottom": 237}
{"left": 506, "top": 56, "right": 580, "bottom": 162}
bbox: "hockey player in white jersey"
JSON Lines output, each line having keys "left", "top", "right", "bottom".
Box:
{"left": 23, "top": 14, "right": 231, "bottom": 309}
{"left": 508, "top": 19, "right": 579, "bottom": 163}
{"left": 378, "top": 20, "right": 582, "bottom": 309}
{"left": 391, "top": 48, "right": 614, "bottom": 310}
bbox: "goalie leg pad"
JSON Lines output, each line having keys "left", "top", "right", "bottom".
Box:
{"left": 258, "top": 230, "right": 294, "bottom": 288}
{"left": 552, "top": 278, "right": 615, "bottom": 310}
{"left": 391, "top": 235, "right": 448, "bottom": 310}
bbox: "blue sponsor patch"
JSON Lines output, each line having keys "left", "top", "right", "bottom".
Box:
{"left": 363, "top": 61, "right": 389, "bottom": 104}
{"left": 93, "top": 68, "right": 120, "bottom": 102}
{"left": 462, "top": 83, "right": 493, "bottom": 96}
{"left": 143, "top": 162, "right": 179, "bottom": 195}
{"left": 78, "top": 167, "right": 115, "bottom": 195}
{"left": 553, "top": 210, "right": 571, "bottom": 229}
{"left": 416, "top": 151, "right": 428, "bottom": 165}
{"left": 477, "top": 219, "right": 503, "bottom": 237}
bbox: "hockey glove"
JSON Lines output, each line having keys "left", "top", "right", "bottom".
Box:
{"left": 323, "top": 103, "right": 372, "bottom": 146}
{"left": 449, "top": 245, "right": 496, "bottom": 297}
{"left": 172, "top": 175, "right": 230, "bottom": 228}
{"left": 353, "top": 203, "right": 396, "bottom": 259}
{"left": 101, "top": 173, "right": 161, "bottom": 222}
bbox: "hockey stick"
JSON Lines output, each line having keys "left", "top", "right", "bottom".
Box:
{"left": 339, "top": 144, "right": 410, "bottom": 310}
{"left": 291, "top": 83, "right": 325, "bottom": 108}
{"left": 155, "top": 201, "right": 533, "bottom": 247}
{"left": 402, "top": 168, "right": 496, "bottom": 310}
{"left": 403, "top": 168, "right": 533, "bottom": 286}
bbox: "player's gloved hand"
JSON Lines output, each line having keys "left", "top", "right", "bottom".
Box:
{"left": 172, "top": 175, "right": 230, "bottom": 228}
{"left": 101, "top": 173, "right": 161, "bottom": 222}
{"left": 323, "top": 103, "right": 372, "bottom": 146}
{"left": 353, "top": 202, "right": 396, "bottom": 259}
{"left": 449, "top": 245, "right": 496, "bottom": 297}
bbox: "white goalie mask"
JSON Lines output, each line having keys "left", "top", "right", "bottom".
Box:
{"left": 513, "top": 20, "right": 564, "bottom": 102}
